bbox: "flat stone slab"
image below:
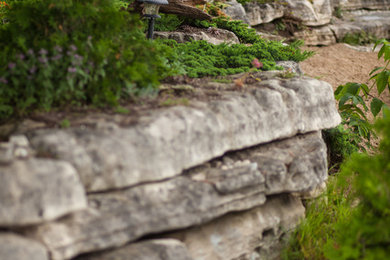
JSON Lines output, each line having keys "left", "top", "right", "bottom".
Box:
{"left": 0, "top": 158, "right": 87, "bottom": 226}
{"left": 24, "top": 174, "right": 266, "bottom": 260}
{"left": 77, "top": 239, "right": 193, "bottom": 260}
{"left": 0, "top": 233, "right": 49, "bottom": 260}
{"left": 29, "top": 77, "right": 340, "bottom": 192}
{"left": 24, "top": 130, "right": 327, "bottom": 260}
{"left": 167, "top": 194, "right": 305, "bottom": 260}
{"left": 195, "top": 131, "right": 328, "bottom": 195}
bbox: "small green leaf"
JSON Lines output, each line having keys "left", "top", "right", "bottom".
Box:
{"left": 371, "top": 98, "right": 384, "bottom": 117}
{"left": 376, "top": 71, "right": 389, "bottom": 95}
{"left": 346, "top": 82, "right": 361, "bottom": 95}
{"left": 369, "top": 66, "right": 383, "bottom": 76}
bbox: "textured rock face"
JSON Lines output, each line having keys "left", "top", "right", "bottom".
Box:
{"left": 332, "top": 0, "right": 390, "bottom": 10}
{"left": 30, "top": 77, "right": 340, "bottom": 192}
{"left": 24, "top": 130, "right": 327, "bottom": 260}
{"left": 0, "top": 233, "right": 49, "bottom": 260}
{"left": 285, "top": 0, "right": 333, "bottom": 26}
{"left": 25, "top": 176, "right": 267, "bottom": 260}
{"left": 224, "top": 0, "right": 249, "bottom": 23}
{"left": 77, "top": 239, "right": 193, "bottom": 260}
{"left": 154, "top": 28, "right": 240, "bottom": 45}
{"left": 245, "top": 3, "right": 284, "bottom": 26}
{"left": 0, "top": 159, "right": 87, "bottom": 226}
{"left": 293, "top": 25, "right": 337, "bottom": 46}
{"left": 168, "top": 195, "right": 305, "bottom": 260}
{"left": 0, "top": 74, "right": 341, "bottom": 260}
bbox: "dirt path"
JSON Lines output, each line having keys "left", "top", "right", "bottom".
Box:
{"left": 300, "top": 43, "right": 390, "bottom": 107}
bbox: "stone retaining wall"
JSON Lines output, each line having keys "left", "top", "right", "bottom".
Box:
{"left": 0, "top": 75, "right": 340, "bottom": 260}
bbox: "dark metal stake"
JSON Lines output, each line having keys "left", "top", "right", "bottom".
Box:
{"left": 147, "top": 16, "right": 156, "bottom": 39}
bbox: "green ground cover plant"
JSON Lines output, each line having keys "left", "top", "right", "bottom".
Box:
{"left": 283, "top": 39, "right": 390, "bottom": 259}
{"left": 0, "top": 0, "right": 312, "bottom": 122}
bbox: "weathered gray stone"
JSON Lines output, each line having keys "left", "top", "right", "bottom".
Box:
{"left": 0, "top": 233, "right": 49, "bottom": 260}
{"left": 30, "top": 78, "right": 340, "bottom": 192}
{"left": 224, "top": 0, "right": 249, "bottom": 24}
{"left": 167, "top": 194, "right": 305, "bottom": 260}
{"left": 329, "top": 11, "right": 390, "bottom": 44}
{"left": 25, "top": 175, "right": 266, "bottom": 260}
{"left": 24, "top": 129, "right": 328, "bottom": 260}
{"left": 332, "top": 0, "right": 390, "bottom": 10}
{"left": 294, "top": 25, "right": 337, "bottom": 46}
{"left": 245, "top": 3, "right": 285, "bottom": 26}
{"left": 77, "top": 239, "right": 193, "bottom": 260}
{"left": 275, "top": 61, "right": 303, "bottom": 75}
{"left": 239, "top": 132, "right": 328, "bottom": 194}
{"left": 0, "top": 159, "right": 87, "bottom": 226}
{"left": 192, "top": 131, "right": 328, "bottom": 195}
{"left": 154, "top": 28, "right": 240, "bottom": 45}
{"left": 285, "top": 0, "right": 332, "bottom": 26}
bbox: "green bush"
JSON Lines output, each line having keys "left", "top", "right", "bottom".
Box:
{"left": 0, "top": 0, "right": 177, "bottom": 121}
{"left": 324, "top": 108, "right": 390, "bottom": 259}
{"left": 322, "top": 125, "right": 360, "bottom": 171}
{"left": 283, "top": 108, "right": 390, "bottom": 260}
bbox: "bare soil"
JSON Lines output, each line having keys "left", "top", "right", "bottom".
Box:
{"left": 301, "top": 43, "right": 390, "bottom": 107}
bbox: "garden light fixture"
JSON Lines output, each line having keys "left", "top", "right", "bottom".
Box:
{"left": 138, "top": 0, "right": 169, "bottom": 39}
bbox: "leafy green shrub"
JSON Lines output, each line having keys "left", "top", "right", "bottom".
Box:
{"left": 323, "top": 108, "right": 390, "bottom": 259}
{"left": 340, "top": 31, "right": 377, "bottom": 46}
{"left": 283, "top": 108, "right": 390, "bottom": 260}
{"left": 322, "top": 125, "right": 360, "bottom": 171}
{"left": 334, "top": 39, "right": 390, "bottom": 148}
{"left": 0, "top": 0, "right": 177, "bottom": 121}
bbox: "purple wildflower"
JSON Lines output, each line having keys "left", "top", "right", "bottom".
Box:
{"left": 38, "top": 57, "right": 48, "bottom": 64}
{"left": 69, "top": 44, "right": 77, "bottom": 52}
{"left": 51, "top": 54, "right": 63, "bottom": 61}
{"left": 18, "top": 54, "right": 25, "bottom": 61}
{"left": 87, "top": 35, "right": 93, "bottom": 41}
{"left": 54, "top": 46, "right": 63, "bottom": 53}
{"left": 68, "top": 67, "right": 77, "bottom": 73}
{"left": 27, "top": 49, "right": 34, "bottom": 56}
{"left": 29, "top": 66, "right": 37, "bottom": 74}
{"left": 39, "top": 48, "right": 48, "bottom": 56}
{"left": 8, "top": 62, "right": 16, "bottom": 70}
{"left": 0, "top": 77, "right": 8, "bottom": 84}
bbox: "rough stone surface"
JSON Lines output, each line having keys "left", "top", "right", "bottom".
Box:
{"left": 0, "top": 158, "right": 87, "bottom": 226}
{"left": 77, "top": 239, "right": 193, "bottom": 260}
{"left": 294, "top": 25, "right": 337, "bottom": 46}
{"left": 25, "top": 175, "right": 266, "bottom": 260}
{"left": 332, "top": 0, "right": 390, "bottom": 10}
{"left": 30, "top": 77, "right": 340, "bottom": 192}
{"left": 0, "top": 233, "right": 49, "bottom": 260}
{"left": 154, "top": 28, "right": 240, "bottom": 45}
{"left": 275, "top": 61, "right": 303, "bottom": 75}
{"left": 24, "top": 130, "right": 328, "bottom": 260}
{"left": 224, "top": 0, "right": 249, "bottom": 24}
{"left": 167, "top": 194, "right": 305, "bottom": 260}
{"left": 245, "top": 3, "right": 284, "bottom": 26}
{"left": 285, "top": 0, "right": 333, "bottom": 26}
{"left": 191, "top": 131, "right": 328, "bottom": 195}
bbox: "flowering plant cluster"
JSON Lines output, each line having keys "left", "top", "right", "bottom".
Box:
{"left": 0, "top": 0, "right": 178, "bottom": 121}
{"left": 0, "top": 39, "right": 104, "bottom": 117}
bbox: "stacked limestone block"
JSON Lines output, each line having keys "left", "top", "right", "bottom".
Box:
{"left": 0, "top": 76, "right": 340, "bottom": 260}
